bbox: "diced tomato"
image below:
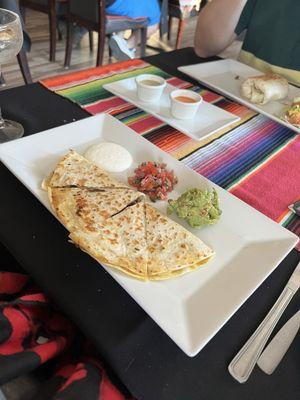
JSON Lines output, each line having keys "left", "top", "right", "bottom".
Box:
{"left": 128, "top": 161, "right": 178, "bottom": 202}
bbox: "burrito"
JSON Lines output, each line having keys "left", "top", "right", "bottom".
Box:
{"left": 241, "top": 74, "right": 289, "bottom": 105}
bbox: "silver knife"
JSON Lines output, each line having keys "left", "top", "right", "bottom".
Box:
{"left": 257, "top": 309, "right": 300, "bottom": 374}
{"left": 228, "top": 261, "right": 300, "bottom": 383}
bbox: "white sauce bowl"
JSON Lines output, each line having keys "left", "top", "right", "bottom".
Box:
{"left": 170, "top": 89, "right": 202, "bottom": 120}
{"left": 136, "top": 74, "right": 166, "bottom": 103}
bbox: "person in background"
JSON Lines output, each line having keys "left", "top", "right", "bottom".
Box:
{"left": 194, "top": 0, "right": 300, "bottom": 86}
{"left": 57, "top": 0, "right": 87, "bottom": 48}
{"left": 57, "top": 0, "right": 160, "bottom": 56}
{"left": 107, "top": 0, "right": 161, "bottom": 60}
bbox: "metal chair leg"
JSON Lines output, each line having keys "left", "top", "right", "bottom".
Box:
{"left": 0, "top": 73, "right": 5, "bottom": 87}
{"left": 20, "top": 6, "right": 26, "bottom": 22}
{"left": 107, "top": 34, "right": 112, "bottom": 63}
{"left": 168, "top": 17, "right": 173, "bottom": 41}
{"left": 58, "top": 20, "right": 63, "bottom": 41}
{"left": 64, "top": 20, "right": 73, "bottom": 68}
{"left": 96, "top": 31, "right": 105, "bottom": 66}
{"left": 49, "top": 9, "right": 57, "bottom": 61}
{"left": 17, "top": 49, "right": 33, "bottom": 84}
{"left": 140, "top": 27, "right": 147, "bottom": 57}
{"left": 89, "top": 30, "right": 94, "bottom": 52}
{"left": 175, "top": 19, "right": 185, "bottom": 49}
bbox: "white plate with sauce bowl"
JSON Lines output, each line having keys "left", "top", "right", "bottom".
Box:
{"left": 104, "top": 77, "right": 240, "bottom": 141}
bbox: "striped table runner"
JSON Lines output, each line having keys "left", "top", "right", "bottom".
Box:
{"left": 41, "top": 59, "right": 300, "bottom": 249}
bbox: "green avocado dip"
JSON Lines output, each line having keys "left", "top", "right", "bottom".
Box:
{"left": 167, "top": 188, "right": 222, "bottom": 228}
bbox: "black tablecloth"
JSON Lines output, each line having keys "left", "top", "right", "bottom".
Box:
{"left": 0, "top": 48, "right": 300, "bottom": 400}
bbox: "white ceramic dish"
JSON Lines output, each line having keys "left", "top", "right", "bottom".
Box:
{"left": 170, "top": 89, "right": 202, "bottom": 120}
{"left": 136, "top": 73, "right": 166, "bottom": 103}
{"left": 0, "top": 113, "right": 298, "bottom": 357}
{"left": 103, "top": 77, "right": 240, "bottom": 141}
{"left": 179, "top": 59, "right": 300, "bottom": 134}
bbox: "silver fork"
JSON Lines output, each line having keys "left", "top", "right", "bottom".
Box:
{"left": 228, "top": 261, "right": 300, "bottom": 383}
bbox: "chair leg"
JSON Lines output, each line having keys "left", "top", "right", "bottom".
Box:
{"left": 107, "top": 34, "right": 112, "bottom": 63}
{"left": 175, "top": 19, "right": 185, "bottom": 49}
{"left": 96, "top": 31, "right": 105, "bottom": 66}
{"left": 58, "top": 30, "right": 63, "bottom": 41}
{"left": 140, "top": 27, "right": 147, "bottom": 57}
{"left": 89, "top": 30, "right": 94, "bottom": 52}
{"left": 0, "top": 73, "right": 5, "bottom": 87}
{"left": 167, "top": 17, "right": 173, "bottom": 41}
{"left": 57, "top": 19, "right": 63, "bottom": 41}
{"left": 20, "top": 6, "right": 26, "bottom": 22}
{"left": 17, "top": 49, "right": 33, "bottom": 84}
{"left": 64, "top": 20, "right": 73, "bottom": 68}
{"left": 49, "top": 10, "right": 57, "bottom": 61}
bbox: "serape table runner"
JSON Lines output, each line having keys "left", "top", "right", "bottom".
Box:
{"left": 40, "top": 59, "right": 300, "bottom": 249}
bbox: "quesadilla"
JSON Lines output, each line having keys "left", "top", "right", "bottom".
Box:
{"left": 69, "top": 202, "right": 148, "bottom": 279}
{"left": 49, "top": 150, "right": 130, "bottom": 189}
{"left": 241, "top": 74, "right": 288, "bottom": 105}
{"left": 46, "top": 150, "right": 215, "bottom": 281}
{"left": 145, "top": 204, "right": 214, "bottom": 279}
{"left": 48, "top": 187, "right": 144, "bottom": 232}
{"left": 49, "top": 188, "right": 214, "bottom": 280}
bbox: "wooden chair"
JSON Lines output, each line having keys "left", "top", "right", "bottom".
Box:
{"left": 64, "top": 0, "right": 148, "bottom": 68}
{"left": 19, "top": 0, "right": 57, "bottom": 61}
{"left": 168, "top": 0, "right": 201, "bottom": 49}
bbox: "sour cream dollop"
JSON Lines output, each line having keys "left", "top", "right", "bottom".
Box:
{"left": 85, "top": 142, "right": 132, "bottom": 173}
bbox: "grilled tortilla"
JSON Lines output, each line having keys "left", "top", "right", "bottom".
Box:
{"left": 46, "top": 151, "right": 215, "bottom": 281}
{"left": 48, "top": 189, "right": 214, "bottom": 280}
{"left": 68, "top": 202, "right": 214, "bottom": 280}
{"left": 48, "top": 187, "right": 144, "bottom": 232}
{"left": 49, "top": 150, "right": 130, "bottom": 189}
{"left": 69, "top": 202, "right": 148, "bottom": 279}
{"left": 145, "top": 204, "right": 214, "bottom": 279}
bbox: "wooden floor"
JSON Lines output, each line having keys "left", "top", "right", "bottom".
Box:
{"left": 1, "top": 10, "right": 199, "bottom": 90}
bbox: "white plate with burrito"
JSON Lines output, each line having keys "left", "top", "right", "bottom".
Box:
{"left": 178, "top": 59, "right": 300, "bottom": 134}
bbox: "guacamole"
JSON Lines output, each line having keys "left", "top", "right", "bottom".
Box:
{"left": 167, "top": 188, "right": 222, "bottom": 228}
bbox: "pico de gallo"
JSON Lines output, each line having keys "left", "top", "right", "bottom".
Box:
{"left": 285, "top": 97, "right": 300, "bottom": 127}
{"left": 128, "top": 161, "right": 178, "bottom": 202}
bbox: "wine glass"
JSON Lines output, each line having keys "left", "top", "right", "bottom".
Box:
{"left": 0, "top": 8, "right": 24, "bottom": 143}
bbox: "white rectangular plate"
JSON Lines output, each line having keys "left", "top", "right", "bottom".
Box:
{"left": 179, "top": 59, "right": 300, "bottom": 134}
{"left": 103, "top": 77, "right": 240, "bottom": 140}
{"left": 0, "top": 113, "right": 298, "bottom": 356}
